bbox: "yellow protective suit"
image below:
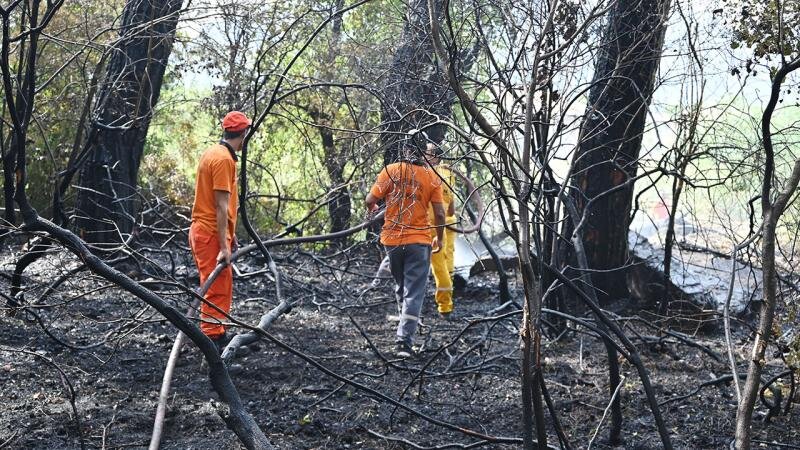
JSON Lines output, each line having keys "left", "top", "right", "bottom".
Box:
{"left": 429, "top": 164, "right": 457, "bottom": 314}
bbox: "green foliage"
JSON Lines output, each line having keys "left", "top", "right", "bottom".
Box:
{"left": 728, "top": 0, "right": 799, "bottom": 72}
{"left": 3, "top": 1, "right": 121, "bottom": 215}
{"left": 154, "top": 0, "right": 399, "bottom": 234}
{"left": 141, "top": 86, "right": 216, "bottom": 207}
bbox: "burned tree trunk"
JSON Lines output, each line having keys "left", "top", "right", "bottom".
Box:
{"left": 309, "top": 109, "right": 352, "bottom": 234}
{"left": 322, "top": 137, "right": 351, "bottom": 234}
{"left": 73, "top": 0, "right": 181, "bottom": 246}
{"left": 566, "top": 0, "right": 671, "bottom": 303}
{"left": 316, "top": 0, "right": 351, "bottom": 234}
{"left": 1, "top": 0, "right": 45, "bottom": 244}
{"left": 380, "top": 0, "right": 456, "bottom": 162}
{"left": 2, "top": 142, "right": 14, "bottom": 242}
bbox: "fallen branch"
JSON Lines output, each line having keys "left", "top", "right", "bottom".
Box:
{"left": 588, "top": 375, "right": 626, "bottom": 450}
{"left": 660, "top": 374, "right": 746, "bottom": 406}
{"left": 148, "top": 298, "right": 199, "bottom": 450}
{"left": 751, "top": 440, "right": 800, "bottom": 449}
{"left": 207, "top": 306, "right": 525, "bottom": 445}
{"left": 365, "top": 429, "right": 546, "bottom": 450}
{"left": 618, "top": 315, "right": 723, "bottom": 362}
{"left": 29, "top": 215, "right": 272, "bottom": 450}
{"left": 150, "top": 213, "right": 384, "bottom": 449}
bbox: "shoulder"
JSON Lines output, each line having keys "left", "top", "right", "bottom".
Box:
{"left": 376, "top": 163, "right": 395, "bottom": 178}
{"left": 436, "top": 164, "right": 454, "bottom": 178}
{"left": 203, "top": 144, "right": 234, "bottom": 165}
{"left": 380, "top": 162, "right": 405, "bottom": 177}
{"left": 386, "top": 162, "right": 404, "bottom": 172}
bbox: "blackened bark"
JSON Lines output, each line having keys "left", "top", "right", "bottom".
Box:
{"left": 74, "top": 0, "right": 181, "bottom": 246}
{"left": 318, "top": 118, "right": 351, "bottom": 233}
{"left": 306, "top": 109, "right": 349, "bottom": 231}
{"left": 568, "top": 0, "right": 671, "bottom": 302}
{"left": 2, "top": 149, "right": 13, "bottom": 238}
{"left": 381, "top": 0, "right": 452, "bottom": 163}
{"left": 314, "top": 0, "right": 351, "bottom": 234}
{"left": 1, "top": 0, "right": 43, "bottom": 244}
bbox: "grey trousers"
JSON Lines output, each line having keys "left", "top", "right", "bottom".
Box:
{"left": 386, "top": 244, "right": 431, "bottom": 346}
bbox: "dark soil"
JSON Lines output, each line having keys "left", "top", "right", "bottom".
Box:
{"left": 0, "top": 243, "right": 798, "bottom": 449}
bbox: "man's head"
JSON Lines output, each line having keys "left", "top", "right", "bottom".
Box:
{"left": 423, "top": 142, "right": 442, "bottom": 165}
{"left": 222, "top": 111, "right": 252, "bottom": 150}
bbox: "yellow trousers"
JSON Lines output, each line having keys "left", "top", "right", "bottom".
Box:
{"left": 431, "top": 217, "right": 457, "bottom": 313}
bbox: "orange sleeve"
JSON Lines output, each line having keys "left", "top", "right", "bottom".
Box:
{"left": 211, "top": 158, "right": 236, "bottom": 193}
{"left": 370, "top": 167, "right": 393, "bottom": 199}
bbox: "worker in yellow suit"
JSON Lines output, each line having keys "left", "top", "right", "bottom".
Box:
{"left": 426, "top": 143, "right": 458, "bottom": 317}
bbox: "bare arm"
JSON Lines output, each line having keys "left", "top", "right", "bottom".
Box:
{"left": 432, "top": 202, "right": 446, "bottom": 252}
{"left": 365, "top": 192, "right": 380, "bottom": 214}
{"left": 447, "top": 200, "right": 455, "bottom": 218}
{"left": 214, "top": 190, "right": 231, "bottom": 264}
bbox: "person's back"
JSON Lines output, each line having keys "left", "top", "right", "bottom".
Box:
{"left": 427, "top": 164, "right": 455, "bottom": 221}
{"left": 375, "top": 161, "right": 442, "bottom": 245}
{"left": 192, "top": 144, "right": 238, "bottom": 240}
{"left": 366, "top": 147, "right": 446, "bottom": 358}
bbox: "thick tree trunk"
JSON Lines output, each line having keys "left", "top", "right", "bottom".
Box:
{"left": 381, "top": 0, "right": 451, "bottom": 163}
{"left": 568, "top": 0, "right": 671, "bottom": 302}
{"left": 74, "top": 0, "right": 181, "bottom": 246}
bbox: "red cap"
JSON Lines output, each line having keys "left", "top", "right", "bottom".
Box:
{"left": 222, "top": 111, "right": 252, "bottom": 132}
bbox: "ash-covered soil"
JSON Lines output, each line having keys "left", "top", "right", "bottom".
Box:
{"left": 0, "top": 243, "right": 797, "bottom": 449}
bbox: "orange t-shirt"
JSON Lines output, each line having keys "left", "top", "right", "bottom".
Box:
{"left": 370, "top": 162, "right": 444, "bottom": 246}
{"left": 191, "top": 143, "right": 238, "bottom": 241}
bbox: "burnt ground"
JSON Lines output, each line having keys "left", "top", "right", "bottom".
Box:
{"left": 0, "top": 243, "right": 798, "bottom": 450}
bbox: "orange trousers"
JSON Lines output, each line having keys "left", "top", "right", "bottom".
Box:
{"left": 189, "top": 224, "right": 232, "bottom": 339}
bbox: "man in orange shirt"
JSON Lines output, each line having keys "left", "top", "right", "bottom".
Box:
{"left": 366, "top": 142, "right": 446, "bottom": 357}
{"left": 189, "top": 111, "right": 251, "bottom": 351}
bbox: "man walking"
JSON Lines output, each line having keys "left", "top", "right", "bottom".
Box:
{"left": 189, "top": 110, "right": 251, "bottom": 350}
{"left": 366, "top": 142, "right": 446, "bottom": 357}
{"left": 425, "top": 143, "right": 458, "bottom": 317}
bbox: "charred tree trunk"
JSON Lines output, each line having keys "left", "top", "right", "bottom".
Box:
{"left": 1, "top": 0, "right": 40, "bottom": 245}
{"left": 567, "top": 0, "right": 671, "bottom": 303}
{"left": 381, "top": 0, "right": 464, "bottom": 162}
{"left": 318, "top": 1, "right": 351, "bottom": 235}
{"left": 2, "top": 148, "right": 13, "bottom": 240}
{"left": 73, "top": 0, "right": 181, "bottom": 246}
{"left": 317, "top": 115, "right": 351, "bottom": 234}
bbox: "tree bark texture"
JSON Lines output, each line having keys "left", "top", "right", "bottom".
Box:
{"left": 320, "top": 125, "right": 352, "bottom": 233}
{"left": 568, "top": 0, "right": 671, "bottom": 302}
{"left": 381, "top": 0, "right": 454, "bottom": 163}
{"left": 311, "top": 0, "right": 351, "bottom": 234}
{"left": 74, "top": 0, "right": 181, "bottom": 245}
